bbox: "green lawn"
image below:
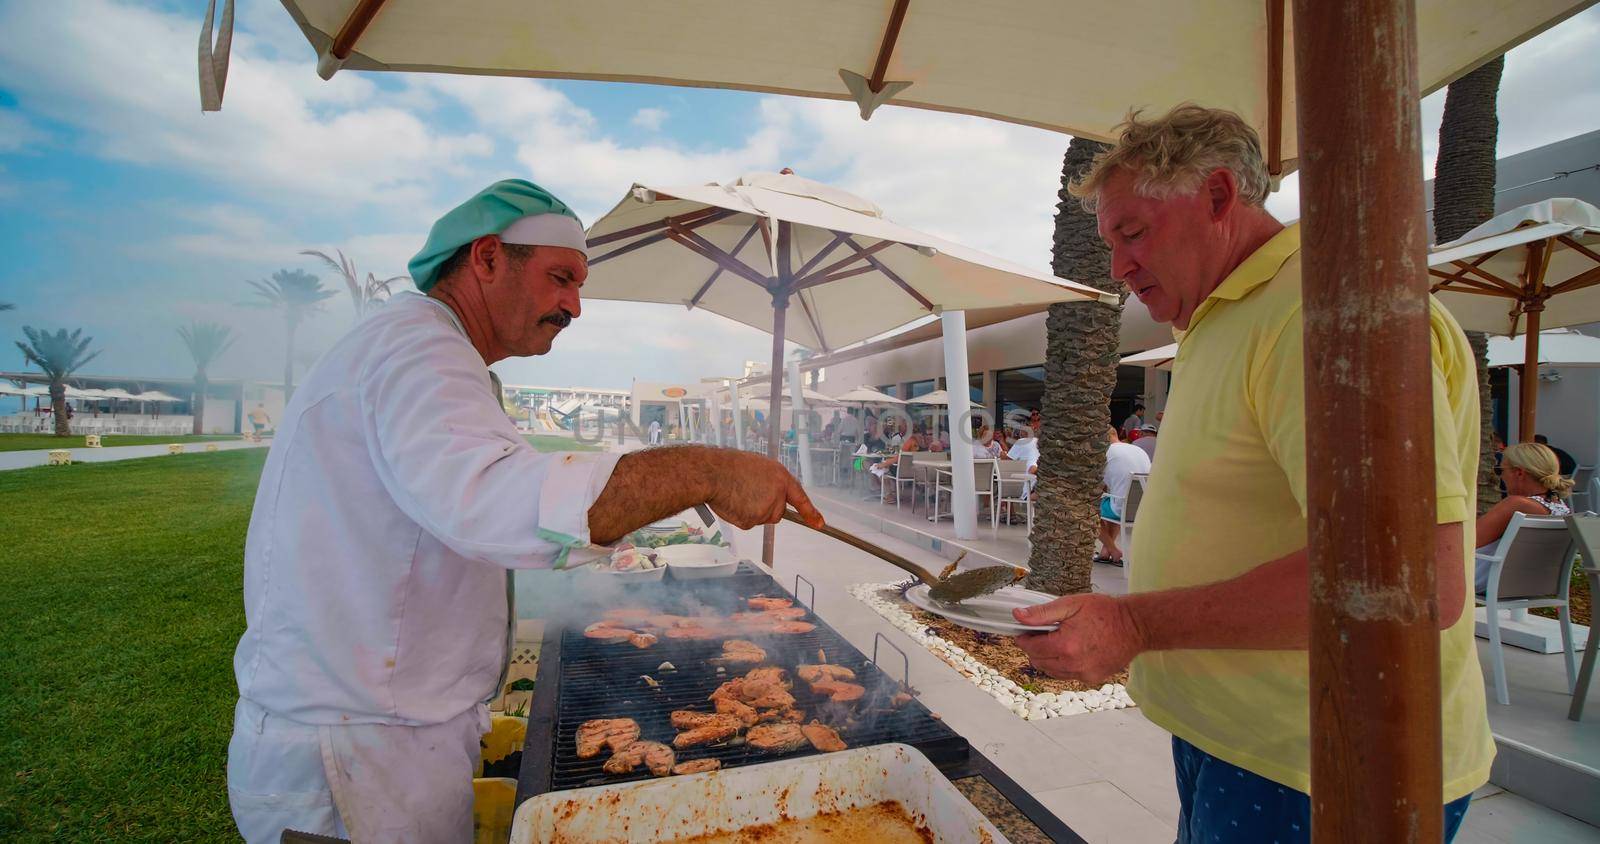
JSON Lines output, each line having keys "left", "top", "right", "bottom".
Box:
{"left": 0, "top": 434, "right": 240, "bottom": 453}
{"left": 0, "top": 435, "right": 597, "bottom": 841}
{"left": 524, "top": 433, "right": 600, "bottom": 452}
{"left": 0, "top": 450, "right": 263, "bottom": 841}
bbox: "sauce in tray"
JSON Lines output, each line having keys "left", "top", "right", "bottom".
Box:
{"left": 670, "top": 800, "right": 935, "bottom": 843}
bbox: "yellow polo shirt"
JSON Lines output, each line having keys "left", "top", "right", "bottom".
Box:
{"left": 1128, "top": 223, "right": 1495, "bottom": 800}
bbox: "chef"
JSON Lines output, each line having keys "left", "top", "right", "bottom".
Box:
{"left": 227, "top": 179, "right": 825, "bottom": 843}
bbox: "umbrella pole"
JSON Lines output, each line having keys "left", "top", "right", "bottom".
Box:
{"left": 1517, "top": 239, "right": 1551, "bottom": 443}
{"left": 1294, "top": 0, "right": 1443, "bottom": 840}
{"left": 1519, "top": 307, "right": 1541, "bottom": 442}
{"left": 763, "top": 294, "right": 789, "bottom": 566}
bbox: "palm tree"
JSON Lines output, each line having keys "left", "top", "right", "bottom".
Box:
{"left": 15, "top": 327, "right": 100, "bottom": 436}
{"left": 177, "top": 322, "right": 236, "bottom": 435}
{"left": 1433, "top": 55, "right": 1504, "bottom": 513}
{"left": 1026, "top": 137, "right": 1123, "bottom": 596}
{"left": 246, "top": 269, "right": 336, "bottom": 403}
{"left": 301, "top": 249, "right": 407, "bottom": 321}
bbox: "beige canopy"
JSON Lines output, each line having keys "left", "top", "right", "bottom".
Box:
{"left": 275, "top": 0, "right": 1582, "bottom": 175}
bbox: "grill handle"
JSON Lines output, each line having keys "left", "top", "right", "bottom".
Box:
{"left": 793, "top": 573, "right": 817, "bottom": 613}
{"left": 873, "top": 631, "right": 911, "bottom": 690}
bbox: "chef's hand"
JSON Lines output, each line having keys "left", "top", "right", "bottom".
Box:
{"left": 1012, "top": 593, "right": 1145, "bottom": 685}
{"left": 704, "top": 450, "right": 826, "bottom": 531}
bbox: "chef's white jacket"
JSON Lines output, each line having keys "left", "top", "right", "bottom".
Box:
{"left": 233, "top": 293, "right": 621, "bottom": 726}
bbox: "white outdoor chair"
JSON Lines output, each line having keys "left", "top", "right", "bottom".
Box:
{"left": 1102, "top": 474, "right": 1148, "bottom": 570}
{"left": 889, "top": 453, "right": 917, "bottom": 509}
{"left": 1475, "top": 512, "right": 1580, "bottom": 706}
{"left": 931, "top": 459, "right": 995, "bottom": 524}
{"left": 1564, "top": 514, "right": 1599, "bottom": 721}
{"left": 997, "top": 469, "right": 1035, "bottom": 534}
{"left": 1571, "top": 465, "right": 1595, "bottom": 511}
{"left": 991, "top": 459, "right": 1030, "bottom": 530}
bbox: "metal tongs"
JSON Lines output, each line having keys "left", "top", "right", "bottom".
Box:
{"left": 779, "top": 509, "right": 1025, "bottom": 603}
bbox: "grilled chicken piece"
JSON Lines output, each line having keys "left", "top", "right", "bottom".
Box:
{"left": 714, "top": 696, "right": 759, "bottom": 726}
{"left": 583, "top": 623, "right": 634, "bottom": 641}
{"left": 747, "top": 597, "right": 793, "bottom": 611}
{"left": 744, "top": 688, "right": 797, "bottom": 710}
{"left": 797, "top": 664, "right": 856, "bottom": 685}
{"left": 768, "top": 621, "right": 815, "bottom": 635}
{"left": 603, "top": 740, "right": 676, "bottom": 776}
{"left": 890, "top": 691, "right": 915, "bottom": 708}
{"left": 801, "top": 721, "right": 847, "bottom": 753}
{"left": 671, "top": 759, "right": 722, "bottom": 776}
{"left": 743, "top": 667, "right": 789, "bottom": 687}
{"left": 746, "top": 723, "right": 807, "bottom": 753}
{"left": 711, "top": 640, "right": 766, "bottom": 666}
{"left": 576, "top": 718, "right": 640, "bottom": 759}
{"left": 756, "top": 705, "right": 805, "bottom": 724}
{"left": 671, "top": 713, "right": 744, "bottom": 748}
{"left": 670, "top": 710, "right": 733, "bottom": 730}
{"left": 809, "top": 680, "right": 866, "bottom": 702}
{"left": 627, "top": 632, "right": 658, "bottom": 649}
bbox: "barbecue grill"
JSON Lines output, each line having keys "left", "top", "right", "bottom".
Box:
{"left": 514, "top": 563, "right": 1085, "bottom": 842}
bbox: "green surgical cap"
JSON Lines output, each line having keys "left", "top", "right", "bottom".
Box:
{"left": 408, "top": 179, "right": 586, "bottom": 292}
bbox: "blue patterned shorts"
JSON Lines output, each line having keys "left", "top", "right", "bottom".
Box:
{"left": 1172, "top": 738, "right": 1472, "bottom": 843}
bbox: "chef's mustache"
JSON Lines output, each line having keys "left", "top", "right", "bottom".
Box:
{"left": 541, "top": 311, "right": 574, "bottom": 329}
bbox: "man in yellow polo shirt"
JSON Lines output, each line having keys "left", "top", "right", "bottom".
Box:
{"left": 1014, "top": 105, "right": 1493, "bottom": 843}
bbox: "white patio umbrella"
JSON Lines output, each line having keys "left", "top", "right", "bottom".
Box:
{"left": 1428, "top": 198, "right": 1600, "bottom": 439}
{"left": 1120, "top": 343, "right": 1178, "bottom": 371}
{"left": 1487, "top": 328, "right": 1600, "bottom": 368}
{"left": 831, "top": 386, "right": 906, "bottom": 405}
{"left": 907, "top": 388, "right": 953, "bottom": 440}
{"left": 270, "top": 0, "right": 1577, "bottom": 178}
{"left": 584, "top": 171, "right": 1111, "bottom": 556}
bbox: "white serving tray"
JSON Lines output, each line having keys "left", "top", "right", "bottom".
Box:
{"left": 509, "top": 743, "right": 1008, "bottom": 843}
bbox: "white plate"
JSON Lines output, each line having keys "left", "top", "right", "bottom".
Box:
{"left": 657, "top": 544, "right": 738, "bottom": 579}
{"left": 904, "top": 584, "right": 1059, "bottom": 634}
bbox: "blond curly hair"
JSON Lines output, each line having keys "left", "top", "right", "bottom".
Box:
{"left": 1502, "top": 443, "right": 1575, "bottom": 499}
{"left": 1067, "top": 104, "right": 1271, "bottom": 212}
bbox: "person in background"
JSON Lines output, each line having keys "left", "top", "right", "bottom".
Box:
{"left": 1154, "top": 409, "right": 1164, "bottom": 429}
{"left": 647, "top": 418, "right": 662, "bottom": 445}
{"left": 977, "top": 425, "right": 1005, "bottom": 458}
{"left": 248, "top": 403, "right": 272, "bottom": 436}
{"left": 1097, "top": 426, "right": 1151, "bottom": 566}
{"left": 1132, "top": 423, "right": 1158, "bottom": 462}
{"left": 1474, "top": 442, "right": 1574, "bottom": 592}
{"left": 1533, "top": 434, "right": 1577, "bottom": 477}
{"left": 870, "top": 429, "right": 923, "bottom": 503}
{"left": 1006, "top": 428, "right": 1041, "bottom": 502}
{"left": 1028, "top": 408, "right": 1043, "bottom": 436}
{"left": 1121, "top": 402, "right": 1145, "bottom": 440}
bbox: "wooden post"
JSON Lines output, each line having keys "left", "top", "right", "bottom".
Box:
{"left": 763, "top": 294, "right": 789, "bottom": 566}
{"left": 1517, "top": 239, "right": 1549, "bottom": 443}
{"left": 1292, "top": 0, "right": 1443, "bottom": 840}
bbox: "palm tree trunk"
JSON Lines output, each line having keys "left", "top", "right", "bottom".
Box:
{"left": 1433, "top": 55, "right": 1504, "bottom": 514}
{"left": 1027, "top": 137, "right": 1122, "bottom": 596}
{"left": 284, "top": 314, "right": 298, "bottom": 404}
{"left": 50, "top": 380, "right": 69, "bottom": 436}
{"left": 192, "top": 371, "right": 207, "bottom": 435}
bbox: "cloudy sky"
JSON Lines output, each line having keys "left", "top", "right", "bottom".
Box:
{"left": 1, "top": 1, "right": 1597, "bottom": 390}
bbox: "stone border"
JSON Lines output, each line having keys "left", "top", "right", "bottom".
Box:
{"left": 849, "top": 582, "right": 1134, "bottom": 721}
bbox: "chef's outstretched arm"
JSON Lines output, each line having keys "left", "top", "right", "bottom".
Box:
{"left": 588, "top": 446, "right": 825, "bottom": 545}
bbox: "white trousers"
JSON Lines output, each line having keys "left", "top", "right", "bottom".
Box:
{"left": 228, "top": 698, "right": 488, "bottom": 844}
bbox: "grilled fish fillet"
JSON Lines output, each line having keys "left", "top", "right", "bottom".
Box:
{"left": 755, "top": 705, "right": 805, "bottom": 724}
{"left": 746, "top": 723, "right": 807, "bottom": 752}
{"left": 582, "top": 623, "right": 634, "bottom": 641}
{"left": 627, "top": 632, "right": 658, "bottom": 649}
{"left": 576, "top": 718, "right": 640, "bottom": 759}
{"left": 711, "top": 639, "right": 766, "bottom": 665}
{"left": 797, "top": 664, "right": 856, "bottom": 685}
{"left": 671, "top": 759, "right": 722, "bottom": 775}
{"left": 747, "top": 597, "right": 793, "bottom": 611}
{"left": 809, "top": 680, "right": 866, "bottom": 702}
{"left": 671, "top": 713, "right": 743, "bottom": 748}
{"left": 714, "top": 696, "right": 759, "bottom": 726}
{"left": 602, "top": 740, "right": 676, "bottom": 776}
{"left": 801, "top": 721, "right": 847, "bottom": 753}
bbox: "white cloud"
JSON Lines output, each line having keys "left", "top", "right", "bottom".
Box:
{"left": 631, "top": 107, "right": 669, "bottom": 131}
{"left": 0, "top": 0, "right": 494, "bottom": 213}
{"left": 0, "top": 108, "right": 46, "bottom": 153}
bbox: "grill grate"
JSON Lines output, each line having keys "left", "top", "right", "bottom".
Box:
{"left": 542, "top": 579, "right": 966, "bottom": 792}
